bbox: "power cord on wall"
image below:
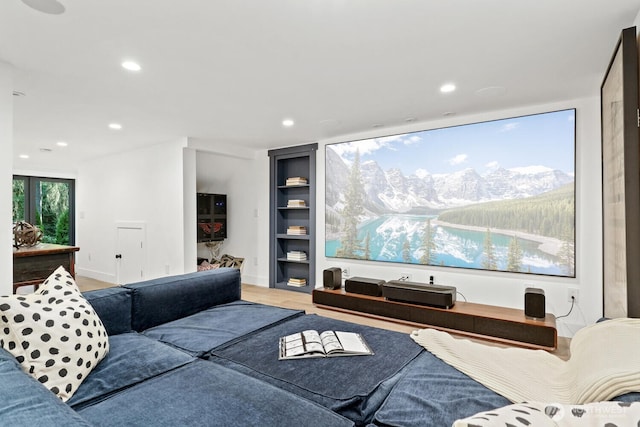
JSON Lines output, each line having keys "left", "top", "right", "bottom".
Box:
{"left": 456, "top": 291, "right": 467, "bottom": 302}
{"left": 555, "top": 296, "right": 575, "bottom": 320}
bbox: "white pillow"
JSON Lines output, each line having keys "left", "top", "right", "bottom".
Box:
{"left": 453, "top": 401, "right": 640, "bottom": 427}
{"left": 0, "top": 266, "right": 109, "bottom": 401}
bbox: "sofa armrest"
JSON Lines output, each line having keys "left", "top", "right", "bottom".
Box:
{"left": 125, "top": 268, "right": 241, "bottom": 331}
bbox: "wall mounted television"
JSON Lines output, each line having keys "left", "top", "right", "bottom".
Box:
{"left": 325, "top": 109, "right": 576, "bottom": 277}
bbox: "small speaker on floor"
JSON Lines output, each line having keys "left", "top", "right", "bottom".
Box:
{"left": 524, "top": 287, "right": 546, "bottom": 319}
{"left": 323, "top": 267, "right": 342, "bottom": 290}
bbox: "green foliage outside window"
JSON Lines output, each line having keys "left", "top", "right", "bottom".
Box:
{"left": 12, "top": 179, "right": 25, "bottom": 222}
{"left": 12, "top": 178, "right": 73, "bottom": 245}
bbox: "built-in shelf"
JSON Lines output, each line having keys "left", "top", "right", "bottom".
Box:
{"left": 268, "top": 143, "right": 317, "bottom": 294}
{"left": 276, "top": 234, "right": 310, "bottom": 240}
{"left": 277, "top": 258, "right": 310, "bottom": 264}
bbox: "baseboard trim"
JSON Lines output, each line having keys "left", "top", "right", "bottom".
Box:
{"left": 75, "top": 267, "right": 116, "bottom": 284}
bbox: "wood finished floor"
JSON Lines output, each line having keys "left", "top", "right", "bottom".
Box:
{"left": 76, "top": 276, "right": 570, "bottom": 358}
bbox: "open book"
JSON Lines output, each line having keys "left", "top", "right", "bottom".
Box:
{"left": 279, "top": 330, "right": 374, "bottom": 360}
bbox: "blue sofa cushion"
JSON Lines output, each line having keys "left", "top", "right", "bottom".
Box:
{"left": 125, "top": 268, "right": 241, "bottom": 332}
{"left": 143, "top": 300, "right": 304, "bottom": 356}
{"left": 83, "top": 286, "right": 132, "bottom": 335}
{"left": 0, "top": 348, "right": 93, "bottom": 427}
{"left": 210, "top": 314, "right": 423, "bottom": 425}
{"left": 369, "top": 351, "right": 510, "bottom": 427}
{"left": 614, "top": 392, "right": 640, "bottom": 403}
{"left": 68, "top": 332, "right": 194, "bottom": 410}
{"left": 77, "top": 359, "right": 354, "bottom": 427}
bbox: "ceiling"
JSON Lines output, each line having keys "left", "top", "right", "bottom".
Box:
{"left": 2, "top": 0, "right": 640, "bottom": 171}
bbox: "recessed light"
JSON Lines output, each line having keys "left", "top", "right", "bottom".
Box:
{"left": 405, "top": 117, "right": 416, "bottom": 123}
{"left": 56, "top": 141, "right": 68, "bottom": 147}
{"left": 19, "top": 154, "right": 29, "bottom": 159}
{"left": 12, "top": 91, "right": 25, "bottom": 97}
{"left": 372, "top": 123, "right": 384, "bottom": 128}
{"left": 282, "top": 119, "right": 294, "bottom": 127}
{"left": 443, "top": 112, "right": 456, "bottom": 117}
{"left": 109, "top": 123, "right": 122, "bottom": 130}
{"left": 39, "top": 148, "right": 53, "bottom": 153}
{"left": 121, "top": 61, "right": 141, "bottom": 72}
{"left": 440, "top": 83, "right": 456, "bottom": 93}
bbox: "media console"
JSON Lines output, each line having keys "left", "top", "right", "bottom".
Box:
{"left": 312, "top": 288, "right": 557, "bottom": 350}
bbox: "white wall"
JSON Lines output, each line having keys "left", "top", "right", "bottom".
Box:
{"left": 0, "top": 62, "right": 13, "bottom": 295}
{"left": 254, "top": 98, "right": 601, "bottom": 337}
{"left": 183, "top": 148, "right": 197, "bottom": 273}
{"left": 76, "top": 138, "right": 191, "bottom": 283}
{"left": 195, "top": 149, "right": 265, "bottom": 285}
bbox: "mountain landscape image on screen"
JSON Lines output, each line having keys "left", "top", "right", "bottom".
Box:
{"left": 325, "top": 109, "right": 576, "bottom": 277}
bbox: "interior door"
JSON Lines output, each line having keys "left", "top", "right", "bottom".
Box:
{"left": 116, "top": 225, "right": 145, "bottom": 285}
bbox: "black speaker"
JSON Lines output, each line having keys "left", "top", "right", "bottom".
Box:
{"left": 323, "top": 267, "right": 342, "bottom": 289}
{"left": 345, "top": 277, "right": 385, "bottom": 297}
{"left": 524, "top": 287, "right": 546, "bottom": 319}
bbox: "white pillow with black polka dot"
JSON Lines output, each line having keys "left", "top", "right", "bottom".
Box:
{"left": 452, "top": 402, "right": 556, "bottom": 426}
{"left": 453, "top": 401, "right": 640, "bottom": 427}
{"left": 0, "top": 266, "right": 109, "bottom": 402}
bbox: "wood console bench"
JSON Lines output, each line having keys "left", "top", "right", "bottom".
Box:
{"left": 312, "top": 288, "right": 557, "bottom": 350}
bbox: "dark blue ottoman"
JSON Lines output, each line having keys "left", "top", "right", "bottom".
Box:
{"left": 208, "top": 314, "right": 423, "bottom": 425}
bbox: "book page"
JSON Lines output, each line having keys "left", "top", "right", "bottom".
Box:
{"left": 320, "top": 330, "right": 344, "bottom": 353}
{"left": 282, "top": 333, "right": 306, "bottom": 357}
{"left": 281, "top": 330, "right": 324, "bottom": 357}
{"left": 301, "top": 330, "right": 325, "bottom": 354}
{"left": 335, "top": 331, "right": 372, "bottom": 354}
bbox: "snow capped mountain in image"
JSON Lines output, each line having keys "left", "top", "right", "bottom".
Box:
{"left": 325, "top": 148, "right": 574, "bottom": 213}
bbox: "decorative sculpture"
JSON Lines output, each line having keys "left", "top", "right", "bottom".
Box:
{"left": 13, "top": 221, "right": 43, "bottom": 249}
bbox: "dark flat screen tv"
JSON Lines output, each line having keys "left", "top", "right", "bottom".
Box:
{"left": 325, "top": 109, "right": 576, "bottom": 277}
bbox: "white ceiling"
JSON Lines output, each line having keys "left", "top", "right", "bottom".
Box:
{"left": 2, "top": 0, "right": 640, "bottom": 171}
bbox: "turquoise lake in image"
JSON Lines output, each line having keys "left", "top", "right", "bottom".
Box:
{"left": 325, "top": 215, "right": 566, "bottom": 276}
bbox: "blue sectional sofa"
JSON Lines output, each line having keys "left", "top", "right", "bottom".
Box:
{"left": 4, "top": 267, "right": 637, "bottom": 426}
{"left": 0, "top": 269, "right": 354, "bottom": 426}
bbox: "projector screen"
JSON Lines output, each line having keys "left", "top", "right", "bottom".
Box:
{"left": 325, "top": 109, "right": 576, "bottom": 277}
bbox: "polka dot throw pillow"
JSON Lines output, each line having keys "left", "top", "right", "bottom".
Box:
{"left": 453, "top": 401, "right": 640, "bottom": 426}
{"left": 453, "top": 402, "right": 556, "bottom": 426}
{"left": 0, "top": 266, "right": 109, "bottom": 401}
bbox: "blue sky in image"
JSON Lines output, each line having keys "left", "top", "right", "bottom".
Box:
{"left": 329, "top": 109, "right": 575, "bottom": 177}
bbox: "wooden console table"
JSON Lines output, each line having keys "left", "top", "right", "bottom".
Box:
{"left": 12, "top": 244, "right": 79, "bottom": 293}
{"left": 312, "top": 288, "right": 557, "bottom": 350}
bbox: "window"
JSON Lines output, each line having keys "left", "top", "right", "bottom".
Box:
{"left": 12, "top": 176, "right": 75, "bottom": 245}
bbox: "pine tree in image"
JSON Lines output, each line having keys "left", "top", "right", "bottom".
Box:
{"left": 419, "top": 217, "right": 436, "bottom": 265}
{"left": 506, "top": 235, "right": 523, "bottom": 272}
{"left": 559, "top": 224, "right": 575, "bottom": 276}
{"left": 364, "top": 231, "right": 371, "bottom": 260}
{"left": 402, "top": 238, "right": 411, "bottom": 263}
{"left": 482, "top": 228, "right": 497, "bottom": 270}
{"left": 336, "top": 149, "right": 365, "bottom": 259}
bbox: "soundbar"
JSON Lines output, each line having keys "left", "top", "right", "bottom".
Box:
{"left": 383, "top": 280, "right": 456, "bottom": 309}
